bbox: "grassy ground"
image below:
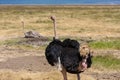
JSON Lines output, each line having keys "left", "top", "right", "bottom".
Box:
{"left": 0, "top": 70, "right": 95, "bottom": 80}
{"left": 0, "top": 5, "right": 120, "bottom": 80}
{"left": 93, "top": 55, "right": 120, "bottom": 70}
{"left": 0, "top": 38, "right": 120, "bottom": 72}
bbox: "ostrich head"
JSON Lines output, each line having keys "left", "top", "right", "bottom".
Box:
{"left": 50, "top": 16, "right": 56, "bottom": 22}
{"left": 78, "top": 43, "right": 93, "bottom": 71}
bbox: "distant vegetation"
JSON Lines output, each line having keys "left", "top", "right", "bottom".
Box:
{"left": 0, "top": 5, "right": 120, "bottom": 39}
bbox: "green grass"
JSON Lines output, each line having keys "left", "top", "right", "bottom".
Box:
{"left": 89, "top": 40, "right": 120, "bottom": 50}
{"left": 0, "top": 38, "right": 47, "bottom": 50}
{"left": 93, "top": 55, "right": 120, "bottom": 70}
{"left": 0, "top": 38, "right": 19, "bottom": 46}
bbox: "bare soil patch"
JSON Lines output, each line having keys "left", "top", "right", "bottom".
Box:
{"left": 94, "top": 49, "right": 120, "bottom": 59}
{"left": 0, "top": 56, "right": 53, "bottom": 72}
{"left": 89, "top": 72, "right": 120, "bottom": 80}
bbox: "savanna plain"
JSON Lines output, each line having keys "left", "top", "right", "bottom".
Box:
{"left": 0, "top": 5, "right": 120, "bottom": 80}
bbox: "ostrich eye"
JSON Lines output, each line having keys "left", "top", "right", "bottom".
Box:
{"left": 82, "top": 47, "right": 86, "bottom": 49}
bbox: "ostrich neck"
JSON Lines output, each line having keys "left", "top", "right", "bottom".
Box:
{"left": 53, "top": 20, "right": 57, "bottom": 39}
{"left": 22, "top": 21, "right": 25, "bottom": 34}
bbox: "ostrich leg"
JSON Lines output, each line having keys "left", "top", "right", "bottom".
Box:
{"left": 77, "top": 73, "right": 80, "bottom": 80}
{"left": 61, "top": 67, "right": 67, "bottom": 80}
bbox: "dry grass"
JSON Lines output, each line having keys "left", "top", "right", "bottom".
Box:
{"left": 0, "top": 70, "right": 95, "bottom": 80}
{"left": 0, "top": 5, "right": 120, "bottom": 40}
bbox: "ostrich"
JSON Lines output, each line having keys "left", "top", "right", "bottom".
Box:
{"left": 45, "top": 16, "right": 92, "bottom": 80}
{"left": 20, "top": 17, "right": 44, "bottom": 38}
{"left": 45, "top": 16, "right": 63, "bottom": 70}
